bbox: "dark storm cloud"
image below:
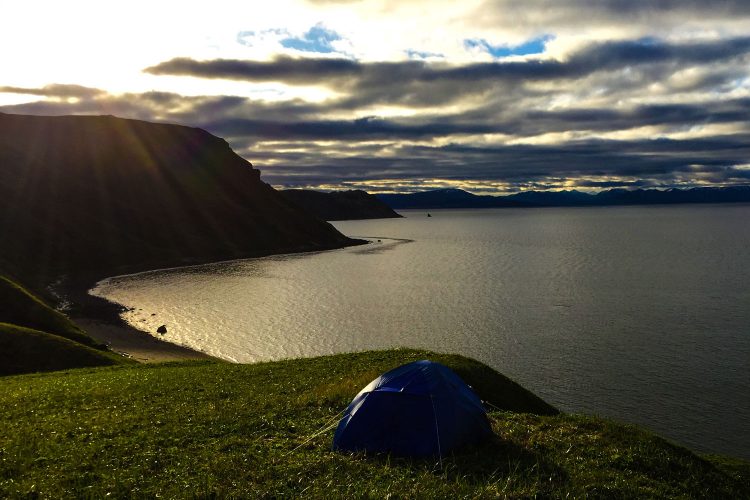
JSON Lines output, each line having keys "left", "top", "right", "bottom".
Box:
{"left": 200, "top": 116, "right": 499, "bottom": 141}
{"left": 144, "top": 56, "right": 364, "bottom": 83}
{"left": 421, "top": 136, "right": 750, "bottom": 172}
{"left": 6, "top": 74, "right": 750, "bottom": 140}
{"left": 567, "top": 37, "right": 750, "bottom": 70}
{"left": 0, "top": 84, "right": 105, "bottom": 98}
{"left": 200, "top": 97, "right": 750, "bottom": 141}
{"left": 142, "top": 37, "right": 750, "bottom": 112}
{"left": 253, "top": 135, "right": 750, "bottom": 190}
{"left": 470, "top": 0, "right": 750, "bottom": 31}
{"left": 4, "top": 83, "right": 749, "bottom": 145}
{"left": 145, "top": 37, "right": 750, "bottom": 88}
{"left": 513, "top": 98, "right": 750, "bottom": 135}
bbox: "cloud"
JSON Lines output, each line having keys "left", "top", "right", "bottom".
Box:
{"left": 252, "top": 135, "right": 750, "bottom": 191}
{"left": 143, "top": 36, "right": 750, "bottom": 113}
{"left": 6, "top": 18, "right": 750, "bottom": 195}
{"left": 479, "top": 0, "right": 750, "bottom": 19}
{"left": 300, "top": 0, "right": 750, "bottom": 48}
{"left": 0, "top": 84, "right": 104, "bottom": 98}
{"left": 200, "top": 116, "right": 499, "bottom": 141}
{"left": 512, "top": 98, "right": 750, "bottom": 136}
{"left": 468, "top": 0, "right": 750, "bottom": 35}
{"left": 144, "top": 56, "right": 362, "bottom": 83}
{"left": 4, "top": 75, "right": 749, "bottom": 192}
{"left": 145, "top": 36, "right": 750, "bottom": 87}
{"left": 8, "top": 83, "right": 748, "bottom": 147}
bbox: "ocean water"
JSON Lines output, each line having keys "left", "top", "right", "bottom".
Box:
{"left": 92, "top": 204, "right": 750, "bottom": 458}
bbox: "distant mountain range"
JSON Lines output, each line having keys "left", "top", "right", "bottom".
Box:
{"left": 377, "top": 186, "right": 750, "bottom": 209}
{"left": 280, "top": 189, "right": 402, "bottom": 221}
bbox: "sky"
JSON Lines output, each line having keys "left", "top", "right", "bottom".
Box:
{"left": 2, "top": 0, "right": 750, "bottom": 194}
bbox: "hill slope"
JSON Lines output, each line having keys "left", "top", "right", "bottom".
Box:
{"left": 0, "top": 276, "right": 130, "bottom": 375}
{"left": 0, "top": 112, "right": 358, "bottom": 287}
{"left": 280, "top": 189, "right": 402, "bottom": 220}
{"left": 0, "top": 323, "right": 126, "bottom": 376}
{"left": 0, "top": 349, "right": 746, "bottom": 498}
{"left": 0, "top": 276, "right": 97, "bottom": 346}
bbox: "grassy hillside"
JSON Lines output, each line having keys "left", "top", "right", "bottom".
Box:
{"left": 0, "top": 276, "right": 130, "bottom": 375}
{"left": 0, "top": 276, "right": 97, "bottom": 346}
{"left": 0, "top": 349, "right": 746, "bottom": 498}
{"left": 0, "top": 323, "right": 127, "bottom": 376}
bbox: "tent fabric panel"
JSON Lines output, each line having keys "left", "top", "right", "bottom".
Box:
{"left": 333, "top": 391, "right": 439, "bottom": 456}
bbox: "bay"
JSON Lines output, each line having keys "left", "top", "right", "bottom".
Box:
{"left": 92, "top": 204, "right": 750, "bottom": 458}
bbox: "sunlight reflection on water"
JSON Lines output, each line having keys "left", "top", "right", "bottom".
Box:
{"left": 92, "top": 204, "right": 750, "bottom": 459}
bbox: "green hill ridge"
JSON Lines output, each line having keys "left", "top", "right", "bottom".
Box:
{"left": 0, "top": 276, "right": 130, "bottom": 375}
{"left": 0, "top": 276, "right": 96, "bottom": 346}
{"left": 0, "top": 323, "right": 125, "bottom": 376}
{"left": 0, "top": 349, "right": 747, "bottom": 498}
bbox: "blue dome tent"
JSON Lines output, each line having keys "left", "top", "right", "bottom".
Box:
{"left": 332, "top": 360, "right": 493, "bottom": 457}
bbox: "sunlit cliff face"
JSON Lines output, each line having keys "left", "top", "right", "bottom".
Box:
{"left": 2, "top": 0, "right": 750, "bottom": 194}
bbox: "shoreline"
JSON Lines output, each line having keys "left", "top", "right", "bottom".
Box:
{"left": 73, "top": 318, "right": 218, "bottom": 363}
{"left": 66, "top": 278, "right": 222, "bottom": 363}
{"left": 61, "top": 239, "right": 370, "bottom": 363}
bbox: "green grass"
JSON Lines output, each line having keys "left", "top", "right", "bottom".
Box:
{"left": 0, "top": 276, "right": 128, "bottom": 375}
{"left": 0, "top": 349, "right": 746, "bottom": 498}
{"left": 0, "top": 323, "right": 129, "bottom": 376}
{"left": 0, "top": 276, "right": 98, "bottom": 347}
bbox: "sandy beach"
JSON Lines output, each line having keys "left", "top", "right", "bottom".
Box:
{"left": 57, "top": 264, "right": 225, "bottom": 364}
{"left": 74, "top": 318, "right": 217, "bottom": 363}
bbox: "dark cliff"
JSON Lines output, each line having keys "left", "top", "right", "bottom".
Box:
{"left": 280, "top": 189, "right": 402, "bottom": 221}
{"left": 0, "top": 113, "right": 358, "bottom": 287}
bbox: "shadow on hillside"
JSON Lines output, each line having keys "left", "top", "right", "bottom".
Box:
{"left": 366, "top": 433, "right": 568, "bottom": 492}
